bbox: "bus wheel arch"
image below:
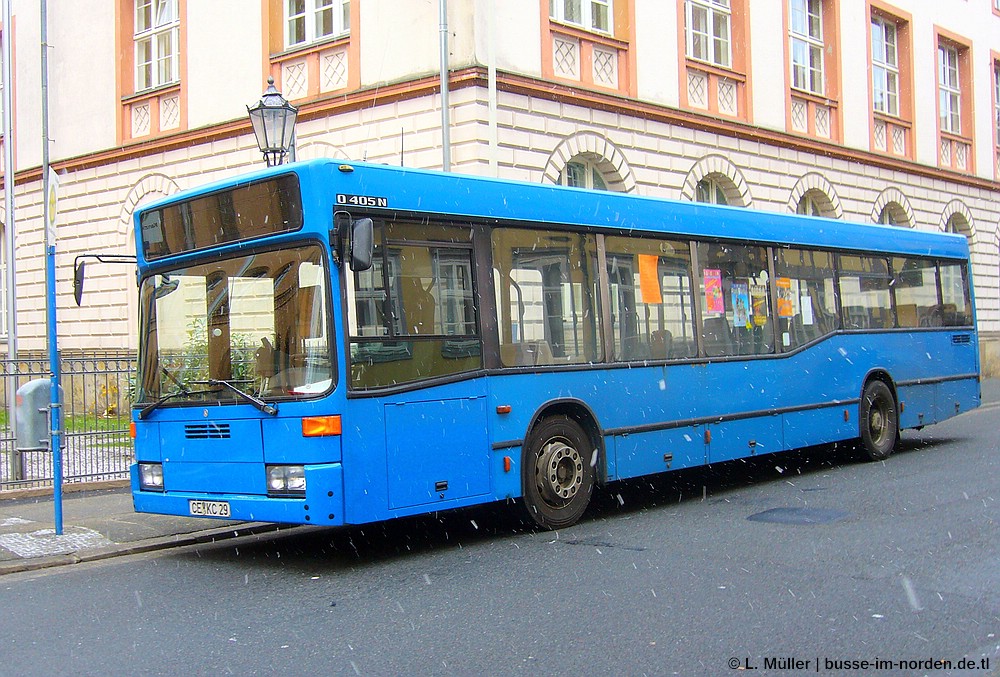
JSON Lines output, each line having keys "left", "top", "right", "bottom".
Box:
{"left": 520, "top": 400, "right": 604, "bottom": 529}
{"left": 858, "top": 372, "right": 899, "bottom": 461}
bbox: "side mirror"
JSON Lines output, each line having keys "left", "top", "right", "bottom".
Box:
{"left": 349, "top": 218, "right": 374, "bottom": 272}
{"left": 73, "top": 259, "right": 86, "bottom": 306}
{"left": 70, "top": 253, "right": 137, "bottom": 306}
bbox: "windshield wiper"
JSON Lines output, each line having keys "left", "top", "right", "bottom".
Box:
{"left": 137, "top": 388, "right": 204, "bottom": 420}
{"left": 193, "top": 379, "right": 278, "bottom": 416}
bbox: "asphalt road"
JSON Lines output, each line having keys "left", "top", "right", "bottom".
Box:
{"left": 1, "top": 392, "right": 998, "bottom": 676}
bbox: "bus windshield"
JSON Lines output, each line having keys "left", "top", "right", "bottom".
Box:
{"left": 137, "top": 243, "right": 333, "bottom": 408}
{"left": 139, "top": 174, "right": 302, "bottom": 260}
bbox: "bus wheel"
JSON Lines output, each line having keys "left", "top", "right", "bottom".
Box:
{"left": 522, "top": 416, "right": 594, "bottom": 530}
{"left": 859, "top": 380, "right": 898, "bottom": 461}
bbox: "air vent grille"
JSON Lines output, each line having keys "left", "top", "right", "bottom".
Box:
{"left": 951, "top": 334, "right": 971, "bottom": 345}
{"left": 185, "top": 423, "right": 231, "bottom": 439}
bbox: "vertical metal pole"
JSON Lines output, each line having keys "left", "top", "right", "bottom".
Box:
{"left": 439, "top": 0, "right": 450, "bottom": 171}
{"left": 3, "top": 0, "right": 18, "bottom": 481}
{"left": 487, "top": 0, "right": 497, "bottom": 176}
{"left": 40, "top": 0, "right": 62, "bottom": 534}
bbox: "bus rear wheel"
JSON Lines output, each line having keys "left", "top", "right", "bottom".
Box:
{"left": 859, "top": 380, "right": 898, "bottom": 461}
{"left": 522, "top": 416, "right": 594, "bottom": 530}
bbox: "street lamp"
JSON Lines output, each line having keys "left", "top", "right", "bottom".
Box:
{"left": 247, "top": 76, "right": 298, "bottom": 166}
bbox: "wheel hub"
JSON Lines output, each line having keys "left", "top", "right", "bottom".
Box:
{"left": 535, "top": 438, "right": 584, "bottom": 504}
{"left": 870, "top": 401, "right": 887, "bottom": 441}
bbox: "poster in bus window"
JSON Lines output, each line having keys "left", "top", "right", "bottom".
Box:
{"left": 731, "top": 282, "right": 750, "bottom": 329}
{"left": 776, "top": 277, "right": 795, "bottom": 318}
{"left": 638, "top": 254, "right": 663, "bottom": 305}
{"left": 800, "top": 283, "right": 815, "bottom": 325}
{"left": 750, "top": 284, "right": 768, "bottom": 326}
{"left": 704, "top": 269, "right": 724, "bottom": 314}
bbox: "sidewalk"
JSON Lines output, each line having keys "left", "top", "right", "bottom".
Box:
{"left": 0, "top": 487, "right": 281, "bottom": 576}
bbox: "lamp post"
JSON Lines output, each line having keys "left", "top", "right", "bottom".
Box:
{"left": 247, "top": 76, "right": 298, "bottom": 166}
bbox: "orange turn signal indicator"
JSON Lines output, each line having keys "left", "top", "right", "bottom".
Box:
{"left": 302, "top": 415, "right": 342, "bottom": 437}
{"left": 130, "top": 422, "right": 136, "bottom": 439}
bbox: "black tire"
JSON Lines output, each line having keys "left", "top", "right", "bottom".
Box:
{"left": 859, "top": 380, "right": 898, "bottom": 461}
{"left": 521, "top": 415, "right": 595, "bottom": 529}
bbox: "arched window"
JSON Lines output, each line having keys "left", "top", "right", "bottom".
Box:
{"left": 796, "top": 193, "right": 822, "bottom": 216}
{"left": 696, "top": 177, "right": 728, "bottom": 205}
{"left": 876, "top": 202, "right": 907, "bottom": 226}
{"left": 944, "top": 213, "right": 964, "bottom": 234}
{"left": 560, "top": 158, "right": 609, "bottom": 191}
{"left": 682, "top": 155, "right": 751, "bottom": 206}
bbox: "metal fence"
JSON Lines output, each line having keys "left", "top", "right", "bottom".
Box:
{"left": 0, "top": 351, "right": 136, "bottom": 492}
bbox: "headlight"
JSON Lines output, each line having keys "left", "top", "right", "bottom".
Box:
{"left": 138, "top": 462, "right": 164, "bottom": 491}
{"left": 266, "top": 465, "right": 306, "bottom": 496}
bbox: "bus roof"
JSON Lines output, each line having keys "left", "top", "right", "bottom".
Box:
{"left": 140, "top": 158, "right": 972, "bottom": 262}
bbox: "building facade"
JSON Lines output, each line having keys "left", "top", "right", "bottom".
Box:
{"left": 1, "top": 0, "right": 999, "bottom": 365}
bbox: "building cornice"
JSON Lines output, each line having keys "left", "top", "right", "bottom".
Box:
{"left": 5, "top": 66, "right": 998, "bottom": 194}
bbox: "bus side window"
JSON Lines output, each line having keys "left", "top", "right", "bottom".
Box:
{"left": 696, "top": 242, "right": 774, "bottom": 358}
{"left": 604, "top": 235, "right": 695, "bottom": 362}
{"left": 838, "top": 255, "right": 894, "bottom": 330}
{"left": 492, "top": 228, "right": 602, "bottom": 367}
{"left": 347, "top": 220, "right": 481, "bottom": 389}
{"left": 774, "top": 248, "right": 839, "bottom": 350}
{"left": 892, "top": 256, "right": 938, "bottom": 328}
{"left": 938, "top": 261, "right": 972, "bottom": 327}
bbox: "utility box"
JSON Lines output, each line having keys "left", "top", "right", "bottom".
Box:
{"left": 15, "top": 379, "right": 62, "bottom": 452}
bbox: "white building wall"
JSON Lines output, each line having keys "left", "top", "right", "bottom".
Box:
{"left": 47, "top": 0, "right": 118, "bottom": 163}
{"left": 186, "top": 1, "right": 263, "bottom": 129}
{"left": 837, "top": 0, "right": 872, "bottom": 151}
{"left": 11, "top": 0, "right": 41, "bottom": 169}
{"left": 473, "top": 0, "right": 541, "bottom": 77}
{"left": 633, "top": 0, "right": 678, "bottom": 107}
{"left": 746, "top": 0, "right": 786, "bottom": 131}
{"left": 359, "top": 0, "right": 443, "bottom": 85}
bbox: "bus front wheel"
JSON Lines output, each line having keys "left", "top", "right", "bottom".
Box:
{"left": 522, "top": 416, "right": 595, "bottom": 530}
{"left": 859, "top": 380, "right": 898, "bottom": 461}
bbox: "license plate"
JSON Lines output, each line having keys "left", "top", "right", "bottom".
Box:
{"left": 188, "top": 500, "right": 231, "bottom": 518}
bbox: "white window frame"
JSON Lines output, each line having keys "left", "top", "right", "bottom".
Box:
{"left": 286, "top": 0, "right": 350, "bottom": 49}
{"left": 560, "top": 158, "right": 608, "bottom": 191}
{"left": 789, "top": 0, "right": 823, "bottom": 95}
{"left": 695, "top": 177, "right": 728, "bottom": 205}
{"left": 993, "top": 60, "right": 1000, "bottom": 148}
{"left": 686, "top": 0, "right": 732, "bottom": 69}
{"left": 134, "top": 0, "right": 179, "bottom": 92}
{"left": 549, "top": 0, "right": 613, "bottom": 35}
{"left": 871, "top": 16, "right": 899, "bottom": 116}
{"left": 938, "top": 44, "right": 961, "bottom": 135}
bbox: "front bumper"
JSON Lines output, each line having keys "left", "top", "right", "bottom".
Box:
{"left": 130, "top": 462, "right": 345, "bottom": 526}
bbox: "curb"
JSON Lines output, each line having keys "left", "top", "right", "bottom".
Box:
{"left": 0, "top": 521, "right": 288, "bottom": 576}
{"left": 0, "top": 480, "right": 131, "bottom": 502}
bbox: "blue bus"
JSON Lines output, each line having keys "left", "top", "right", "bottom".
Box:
{"left": 129, "top": 159, "right": 980, "bottom": 529}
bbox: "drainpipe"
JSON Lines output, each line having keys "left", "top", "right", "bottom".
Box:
{"left": 439, "top": 0, "right": 450, "bottom": 171}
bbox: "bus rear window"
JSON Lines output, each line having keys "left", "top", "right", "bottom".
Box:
{"left": 140, "top": 174, "right": 303, "bottom": 260}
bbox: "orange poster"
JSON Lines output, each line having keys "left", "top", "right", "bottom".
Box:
{"left": 776, "top": 277, "right": 795, "bottom": 318}
{"left": 638, "top": 255, "right": 662, "bottom": 305}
